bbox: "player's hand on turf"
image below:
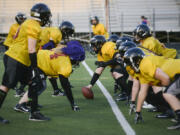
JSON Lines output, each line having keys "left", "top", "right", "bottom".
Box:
{"left": 95, "top": 61, "right": 107, "bottom": 67}
{"left": 134, "top": 112, "right": 143, "bottom": 124}
{"left": 129, "top": 103, "right": 136, "bottom": 115}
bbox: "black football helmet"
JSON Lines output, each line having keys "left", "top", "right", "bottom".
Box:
{"left": 115, "top": 36, "right": 132, "bottom": 50}
{"left": 90, "top": 16, "right": 99, "bottom": 25}
{"left": 15, "top": 12, "right": 27, "bottom": 25}
{"left": 90, "top": 35, "right": 106, "bottom": 54}
{"left": 133, "top": 24, "right": 151, "bottom": 41}
{"left": 118, "top": 41, "right": 136, "bottom": 57}
{"left": 59, "top": 21, "right": 75, "bottom": 40}
{"left": 31, "top": 3, "right": 52, "bottom": 26}
{"left": 107, "top": 34, "right": 120, "bottom": 43}
{"left": 124, "top": 47, "right": 145, "bottom": 73}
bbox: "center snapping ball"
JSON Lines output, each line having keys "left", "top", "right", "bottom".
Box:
{"left": 81, "top": 86, "right": 94, "bottom": 99}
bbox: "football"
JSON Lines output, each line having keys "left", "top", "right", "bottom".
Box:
{"left": 81, "top": 86, "right": 94, "bottom": 99}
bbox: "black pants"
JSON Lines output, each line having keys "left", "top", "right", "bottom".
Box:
{"left": 2, "top": 55, "right": 30, "bottom": 89}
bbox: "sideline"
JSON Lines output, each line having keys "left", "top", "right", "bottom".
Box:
{"left": 82, "top": 61, "right": 136, "bottom": 135}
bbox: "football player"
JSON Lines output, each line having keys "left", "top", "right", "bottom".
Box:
{"left": 0, "top": 3, "right": 52, "bottom": 123}
{"left": 39, "top": 26, "right": 64, "bottom": 97}
{"left": 3, "top": 12, "right": 27, "bottom": 50}
{"left": 3, "top": 13, "right": 27, "bottom": 97}
{"left": 133, "top": 24, "right": 177, "bottom": 58}
{"left": 90, "top": 16, "right": 109, "bottom": 39}
{"left": 119, "top": 43, "right": 173, "bottom": 118}
{"left": 84, "top": 35, "right": 129, "bottom": 101}
{"left": 124, "top": 47, "right": 180, "bottom": 129}
{"left": 15, "top": 41, "right": 85, "bottom": 113}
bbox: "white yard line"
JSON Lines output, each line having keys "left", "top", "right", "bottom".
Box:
{"left": 82, "top": 61, "right": 136, "bottom": 135}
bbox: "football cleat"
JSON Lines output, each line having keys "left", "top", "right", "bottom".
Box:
{"left": 14, "top": 89, "right": 25, "bottom": 97}
{"left": 14, "top": 103, "right": 30, "bottom": 113}
{"left": 52, "top": 89, "right": 65, "bottom": 97}
{"left": 167, "top": 121, "right": 180, "bottom": 130}
{"left": 0, "top": 116, "right": 9, "bottom": 124}
{"left": 29, "top": 111, "right": 50, "bottom": 121}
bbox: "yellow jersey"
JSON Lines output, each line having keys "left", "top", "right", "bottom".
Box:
{"left": 141, "top": 36, "right": 177, "bottom": 58}
{"left": 139, "top": 55, "right": 180, "bottom": 85}
{"left": 5, "top": 19, "right": 42, "bottom": 67}
{"left": 92, "top": 23, "right": 109, "bottom": 39}
{"left": 126, "top": 47, "right": 155, "bottom": 80}
{"left": 4, "top": 23, "right": 20, "bottom": 47}
{"left": 97, "top": 41, "right": 117, "bottom": 63}
{"left": 37, "top": 50, "right": 72, "bottom": 78}
{"left": 38, "top": 27, "right": 62, "bottom": 47}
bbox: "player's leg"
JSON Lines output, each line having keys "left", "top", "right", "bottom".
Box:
{"left": 0, "top": 55, "right": 20, "bottom": 124}
{"left": 49, "top": 77, "right": 65, "bottom": 96}
{"left": 163, "top": 76, "right": 180, "bottom": 130}
{"left": 27, "top": 68, "right": 50, "bottom": 121}
{"left": 14, "top": 83, "right": 26, "bottom": 97}
{"left": 111, "top": 66, "right": 129, "bottom": 101}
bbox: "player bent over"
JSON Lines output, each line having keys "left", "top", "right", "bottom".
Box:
{"left": 123, "top": 47, "right": 180, "bottom": 129}
{"left": 84, "top": 35, "right": 129, "bottom": 101}
{"left": 15, "top": 41, "right": 85, "bottom": 115}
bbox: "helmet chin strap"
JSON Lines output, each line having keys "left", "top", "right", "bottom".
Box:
{"left": 130, "top": 56, "right": 140, "bottom": 73}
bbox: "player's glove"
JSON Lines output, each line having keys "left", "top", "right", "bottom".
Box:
{"left": 134, "top": 112, "right": 143, "bottom": 124}
{"left": 129, "top": 103, "right": 136, "bottom": 115}
{"left": 95, "top": 61, "right": 107, "bottom": 67}
{"left": 71, "top": 104, "right": 80, "bottom": 111}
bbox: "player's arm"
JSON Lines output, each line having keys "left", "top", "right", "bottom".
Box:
{"left": 28, "top": 38, "right": 38, "bottom": 68}
{"left": 136, "top": 83, "right": 149, "bottom": 113}
{"left": 134, "top": 83, "right": 149, "bottom": 123}
{"left": 95, "top": 53, "right": 122, "bottom": 67}
{"left": 87, "top": 67, "right": 104, "bottom": 89}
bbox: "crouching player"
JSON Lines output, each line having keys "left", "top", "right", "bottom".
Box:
{"left": 84, "top": 35, "right": 129, "bottom": 100}
{"left": 123, "top": 47, "right": 180, "bottom": 130}
{"left": 15, "top": 41, "right": 85, "bottom": 117}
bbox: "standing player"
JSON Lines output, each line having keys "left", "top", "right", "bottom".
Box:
{"left": 3, "top": 12, "right": 27, "bottom": 50}
{"left": 0, "top": 3, "right": 52, "bottom": 123}
{"left": 3, "top": 13, "right": 27, "bottom": 97}
{"left": 90, "top": 16, "right": 109, "bottom": 39}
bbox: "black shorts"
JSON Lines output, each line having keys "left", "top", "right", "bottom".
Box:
{"left": 2, "top": 55, "right": 31, "bottom": 89}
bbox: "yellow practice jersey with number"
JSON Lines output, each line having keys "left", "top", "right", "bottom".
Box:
{"left": 5, "top": 19, "right": 41, "bottom": 67}
{"left": 4, "top": 23, "right": 20, "bottom": 47}
{"left": 37, "top": 50, "right": 72, "bottom": 78}
{"left": 92, "top": 23, "right": 109, "bottom": 39}
{"left": 97, "top": 41, "right": 117, "bottom": 63}
{"left": 141, "top": 36, "right": 177, "bottom": 58}
{"left": 38, "top": 27, "right": 62, "bottom": 47}
{"left": 139, "top": 55, "right": 180, "bottom": 85}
